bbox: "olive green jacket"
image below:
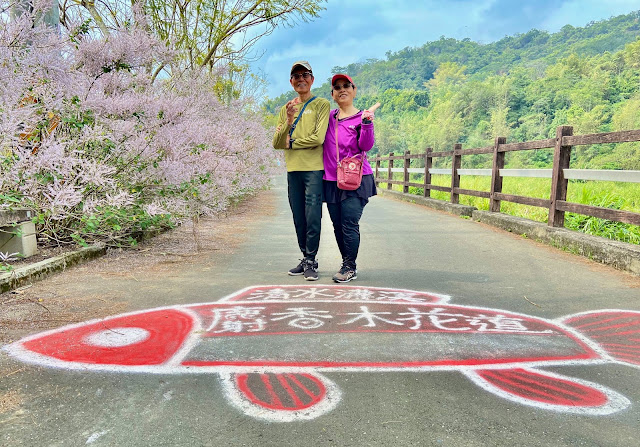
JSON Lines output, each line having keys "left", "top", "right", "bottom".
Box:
{"left": 272, "top": 97, "right": 330, "bottom": 171}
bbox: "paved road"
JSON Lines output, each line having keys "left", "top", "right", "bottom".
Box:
{"left": 1, "top": 176, "right": 640, "bottom": 447}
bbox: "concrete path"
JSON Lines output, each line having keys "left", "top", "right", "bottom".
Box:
{"left": 1, "top": 176, "right": 639, "bottom": 447}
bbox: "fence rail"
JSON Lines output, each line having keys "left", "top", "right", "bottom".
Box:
{"left": 372, "top": 126, "right": 640, "bottom": 227}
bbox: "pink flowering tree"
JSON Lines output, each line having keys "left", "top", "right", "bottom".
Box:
{"left": 0, "top": 2, "right": 275, "bottom": 247}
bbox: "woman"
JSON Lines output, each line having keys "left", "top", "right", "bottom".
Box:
{"left": 323, "top": 73, "right": 379, "bottom": 283}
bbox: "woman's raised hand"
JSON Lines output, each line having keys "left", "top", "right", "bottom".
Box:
{"left": 362, "top": 102, "right": 381, "bottom": 122}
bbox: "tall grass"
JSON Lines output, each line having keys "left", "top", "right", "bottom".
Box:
{"left": 379, "top": 173, "right": 640, "bottom": 244}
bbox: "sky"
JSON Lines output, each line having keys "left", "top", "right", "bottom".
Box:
{"left": 251, "top": 0, "right": 640, "bottom": 99}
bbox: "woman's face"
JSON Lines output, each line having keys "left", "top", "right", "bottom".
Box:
{"left": 331, "top": 80, "right": 356, "bottom": 106}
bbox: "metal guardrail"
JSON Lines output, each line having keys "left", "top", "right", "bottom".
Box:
{"left": 391, "top": 168, "right": 640, "bottom": 183}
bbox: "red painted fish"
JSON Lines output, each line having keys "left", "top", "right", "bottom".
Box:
{"left": 4, "top": 285, "right": 639, "bottom": 421}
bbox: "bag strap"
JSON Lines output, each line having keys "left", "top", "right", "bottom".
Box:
{"left": 335, "top": 110, "right": 365, "bottom": 165}
{"left": 335, "top": 110, "right": 340, "bottom": 165}
{"left": 289, "top": 96, "right": 316, "bottom": 138}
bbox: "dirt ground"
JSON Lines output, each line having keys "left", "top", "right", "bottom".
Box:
{"left": 0, "top": 189, "right": 276, "bottom": 347}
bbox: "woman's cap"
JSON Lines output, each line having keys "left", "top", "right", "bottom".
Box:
{"left": 331, "top": 73, "right": 355, "bottom": 87}
{"left": 291, "top": 61, "right": 313, "bottom": 74}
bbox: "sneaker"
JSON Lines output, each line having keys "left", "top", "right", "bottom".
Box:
{"left": 303, "top": 259, "right": 319, "bottom": 281}
{"left": 288, "top": 259, "right": 305, "bottom": 276}
{"left": 332, "top": 265, "right": 357, "bottom": 283}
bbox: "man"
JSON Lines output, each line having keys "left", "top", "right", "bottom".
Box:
{"left": 272, "top": 61, "right": 330, "bottom": 280}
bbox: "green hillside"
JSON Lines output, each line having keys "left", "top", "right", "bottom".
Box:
{"left": 263, "top": 10, "right": 640, "bottom": 170}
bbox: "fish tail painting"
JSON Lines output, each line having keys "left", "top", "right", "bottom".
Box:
{"left": 2, "top": 286, "right": 639, "bottom": 421}
{"left": 561, "top": 310, "right": 640, "bottom": 366}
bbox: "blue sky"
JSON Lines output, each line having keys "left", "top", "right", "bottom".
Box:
{"left": 251, "top": 0, "right": 640, "bottom": 98}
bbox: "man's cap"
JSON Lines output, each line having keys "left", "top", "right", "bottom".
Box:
{"left": 331, "top": 73, "right": 355, "bottom": 88}
{"left": 291, "top": 61, "right": 313, "bottom": 74}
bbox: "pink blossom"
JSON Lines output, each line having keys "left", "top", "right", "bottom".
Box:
{"left": 0, "top": 12, "right": 277, "bottom": 245}
{"left": 105, "top": 191, "right": 135, "bottom": 208}
{"left": 144, "top": 203, "right": 168, "bottom": 216}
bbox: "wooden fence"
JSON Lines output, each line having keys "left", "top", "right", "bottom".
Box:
{"left": 372, "top": 126, "right": 640, "bottom": 227}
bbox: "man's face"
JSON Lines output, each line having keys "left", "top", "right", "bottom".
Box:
{"left": 290, "top": 67, "right": 314, "bottom": 95}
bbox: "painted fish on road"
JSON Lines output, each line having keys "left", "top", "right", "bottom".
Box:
{"left": 4, "top": 285, "right": 639, "bottom": 421}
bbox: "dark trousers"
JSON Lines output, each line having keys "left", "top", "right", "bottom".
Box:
{"left": 287, "top": 170, "right": 323, "bottom": 260}
{"left": 327, "top": 197, "right": 365, "bottom": 269}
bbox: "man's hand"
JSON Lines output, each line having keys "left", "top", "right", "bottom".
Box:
{"left": 286, "top": 97, "right": 301, "bottom": 125}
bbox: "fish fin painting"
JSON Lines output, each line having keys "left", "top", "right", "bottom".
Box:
{"left": 461, "top": 368, "right": 629, "bottom": 415}
{"left": 220, "top": 372, "right": 341, "bottom": 422}
{"left": 560, "top": 310, "right": 640, "bottom": 367}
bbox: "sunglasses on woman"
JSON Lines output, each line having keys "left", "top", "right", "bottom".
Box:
{"left": 332, "top": 83, "right": 352, "bottom": 91}
{"left": 291, "top": 72, "right": 313, "bottom": 80}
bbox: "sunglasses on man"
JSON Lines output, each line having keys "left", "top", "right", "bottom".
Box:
{"left": 332, "top": 83, "right": 352, "bottom": 91}
{"left": 291, "top": 72, "right": 313, "bottom": 80}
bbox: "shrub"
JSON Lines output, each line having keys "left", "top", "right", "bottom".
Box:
{"left": 0, "top": 7, "right": 275, "bottom": 247}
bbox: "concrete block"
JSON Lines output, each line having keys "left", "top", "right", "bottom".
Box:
{"left": 0, "top": 221, "right": 38, "bottom": 258}
{"left": 0, "top": 208, "right": 33, "bottom": 226}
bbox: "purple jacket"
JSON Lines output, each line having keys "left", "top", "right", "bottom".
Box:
{"left": 322, "top": 109, "right": 375, "bottom": 181}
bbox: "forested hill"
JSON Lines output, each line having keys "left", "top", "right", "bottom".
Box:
{"left": 263, "top": 10, "right": 640, "bottom": 169}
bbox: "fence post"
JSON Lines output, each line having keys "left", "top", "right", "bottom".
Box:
{"left": 450, "top": 144, "right": 462, "bottom": 204}
{"left": 548, "top": 126, "right": 573, "bottom": 227}
{"left": 375, "top": 156, "right": 380, "bottom": 186}
{"left": 490, "top": 136, "right": 507, "bottom": 212}
{"left": 424, "top": 148, "right": 432, "bottom": 198}
{"left": 387, "top": 152, "right": 394, "bottom": 190}
{"left": 403, "top": 151, "right": 410, "bottom": 194}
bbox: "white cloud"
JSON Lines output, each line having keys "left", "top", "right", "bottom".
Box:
{"left": 540, "top": 0, "right": 640, "bottom": 31}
